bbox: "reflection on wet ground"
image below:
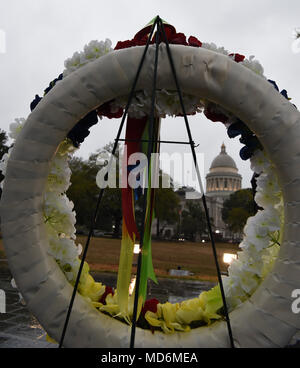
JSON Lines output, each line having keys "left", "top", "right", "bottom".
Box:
{"left": 0, "top": 261, "right": 299, "bottom": 348}
{"left": 92, "top": 272, "right": 216, "bottom": 304}
{"left": 0, "top": 260, "right": 214, "bottom": 348}
{"left": 0, "top": 261, "right": 56, "bottom": 348}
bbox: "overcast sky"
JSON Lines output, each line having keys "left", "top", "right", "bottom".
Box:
{"left": 0, "top": 0, "right": 299, "bottom": 189}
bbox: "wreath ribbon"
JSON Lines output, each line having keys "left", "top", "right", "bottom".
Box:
{"left": 117, "top": 116, "right": 159, "bottom": 317}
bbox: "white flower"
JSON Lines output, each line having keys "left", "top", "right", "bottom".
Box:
{"left": 201, "top": 42, "right": 229, "bottom": 55}
{"left": 250, "top": 149, "right": 271, "bottom": 174}
{"left": 113, "top": 89, "right": 203, "bottom": 119}
{"left": 77, "top": 243, "right": 83, "bottom": 256}
{"left": 237, "top": 250, "right": 264, "bottom": 277}
{"left": 236, "top": 272, "right": 259, "bottom": 295}
{"left": 48, "top": 235, "right": 79, "bottom": 266}
{"left": 222, "top": 276, "right": 246, "bottom": 310}
{"left": 0, "top": 152, "right": 9, "bottom": 177}
{"left": 256, "top": 172, "right": 280, "bottom": 195}
{"left": 63, "top": 51, "right": 82, "bottom": 76}
{"left": 201, "top": 42, "right": 264, "bottom": 79}
{"left": 9, "top": 118, "right": 26, "bottom": 139}
{"left": 242, "top": 55, "right": 265, "bottom": 77}
{"left": 228, "top": 259, "right": 259, "bottom": 294}
{"left": 84, "top": 39, "right": 112, "bottom": 59}
{"left": 255, "top": 190, "right": 280, "bottom": 209}
{"left": 44, "top": 193, "right": 76, "bottom": 238}
{"left": 243, "top": 221, "right": 270, "bottom": 251}
{"left": 63, "top": 39, "right": 112, "bottom": 77}
{"left": 46, "top": 154, "right": 72, "bottom": 193}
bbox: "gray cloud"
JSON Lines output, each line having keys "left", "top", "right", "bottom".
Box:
{"left": 1, "top": 0, "right": 299, "bottom": 188}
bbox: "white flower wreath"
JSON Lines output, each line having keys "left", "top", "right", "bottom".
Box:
{"left": 1, "top": 32, "right": 299, "bottom": 347}
{"left": 0, "top": 39, "right": 283, "bottom": 334}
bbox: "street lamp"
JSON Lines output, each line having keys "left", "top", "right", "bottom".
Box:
{"left": 223, "top": 253, "right": 237, "bottom": 264}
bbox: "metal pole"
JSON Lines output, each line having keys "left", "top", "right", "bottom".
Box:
{"left": 130, "top": 18, "right": 160, "bottom": 349}
{"left": 158, "top": 18, "right": 235, "bottom": 348}
{"left": 58, "top": 17, "right": 159, "bottom": 348}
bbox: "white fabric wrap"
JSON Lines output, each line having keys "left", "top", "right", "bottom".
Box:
{"left": 1, "top": 44, "right": 300, "bottom": 348}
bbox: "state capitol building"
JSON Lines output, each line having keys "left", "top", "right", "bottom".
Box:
{"left": 204, "top": 143, "right": 242, "bottom": 239}
{"left": 154, "top": 143, "right": 243, "bottom": 240}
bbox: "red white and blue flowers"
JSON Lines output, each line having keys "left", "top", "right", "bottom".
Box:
{"left": 0, "top": 22, "right": 292, "bottom": 334}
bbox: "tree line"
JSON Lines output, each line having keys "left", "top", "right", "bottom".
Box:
{"left": 0, "top": 129, "right": 257, "bottom": 242}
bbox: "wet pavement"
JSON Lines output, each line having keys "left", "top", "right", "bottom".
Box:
{"left": 1, "top": 259, "right": 299, "bottom": 348}
{"left": 0, "top": 260, "right": 215, "bottom": 348}
{"left": 0, "top": 260, "right": 57, "bottom": 348}
{"left": 91, "top": 271, "right": 216, "bottom": 305}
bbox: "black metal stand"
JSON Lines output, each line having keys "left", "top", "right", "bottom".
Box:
{"left": 158, "top": 18, "right": 235, "bottom": 348}
{"left": 129, "top": 23, "right": 160, "bottom": 349}
{"left": 59, "top": 15, "right": 235, "bottom": 349}
{"left": 58, "top": 18, "right": 159, "bottom": 349}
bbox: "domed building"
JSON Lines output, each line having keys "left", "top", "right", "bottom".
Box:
{"left": 206, "top": 143, "right": 242, "bottom": 197}
{"left": 151, "top": 143, "right": 242, "bottom": 241}
{"left": 205, "top": 143, "right": 242, "bottom": 239}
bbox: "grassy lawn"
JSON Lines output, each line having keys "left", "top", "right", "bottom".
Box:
{"left": 0, "top": 236, "right": 239, "bottom": 281}
{"left": 0, "top": 238, "right": 5, "bottom": 259}
{"left": 77, "top": 237, "right": 238, "bottom": 281}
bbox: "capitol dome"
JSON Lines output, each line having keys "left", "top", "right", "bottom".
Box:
{"left": 210, "top": 143, "right": 238, "bottom": 172}
{"left": 206, "top": 143, "right": 242, "bottom": 197}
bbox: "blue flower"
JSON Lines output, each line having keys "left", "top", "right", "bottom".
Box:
{"left": 268, "top": 80, "right": 292, "bottom": 101}
{"left": 30, "top": 95, "right": 42, "bottom": 111}
{"left": 67, "top": 110, "right": 98, "bottom": 147}
{"left": 227, "top": 120, "right": 262, "bottom": 161}
{"left": 268, "top": 79, "right": 279, "bottom": 91}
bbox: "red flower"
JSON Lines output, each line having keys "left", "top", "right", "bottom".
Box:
{"left": 188, "top": 36, "right": 202, "bottom": 48}
{"left": 99, "top": 286, "right": 114, "bottom": 305}
{"left": 133, "top": 23, "right": 176, "bottom": 43}
{"left": 141, "top": 298, "right": 159, "bottom": 317}
{"left": 229, "top": 53, "right": 245, "bottom": 63}
{"left": 161, "top": 25, "right": 177, "bottom": 40}
{"left": 204, "top": 105, "right": 228, "bottom": 124}
{"left": 134, "top": 34, "right": 149, "bottom": 46}
{"left": 97, "top": 101, "right": 123, "bottom": 119}
{"left": 115, "top": 40, "right": 134, "bottom": 50}
{"left": 169, "top": 32, "right": 188, "bottom": 45}
{"left": 115, "top": 25, "right": 203, "bottom": 51}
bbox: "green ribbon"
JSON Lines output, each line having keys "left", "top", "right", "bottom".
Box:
{"left": 138, "top": 118, "right": 159, "bottom": 302}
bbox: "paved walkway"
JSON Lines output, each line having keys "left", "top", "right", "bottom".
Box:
{"left": 0, "top": 261, "right": 57, "bottom": 348}
{"left": 0, "top": 260, "right": 214, "bottom": 348}
{"left": 1, "top": 259, "right": 299, "bottom": 348}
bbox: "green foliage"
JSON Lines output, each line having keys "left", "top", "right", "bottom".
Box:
{"left": 222, "top": 188, "right": 257, "bottom": 233}
{"left": 67, "top": 143, "right": 182, "bottom": 239}
{"left": 154, "top": 172, "right": 181, "bottom": 238}
{"left": 67, "top": 144, "right": 123, "bottom": 237}
{"left": 154, "top": 187, "right": 181, "bottom": 238}
{"left": 67, "top": 156, "right": 99, "bottom": 229}
{"left": 0, "top": 130, "right": 9, "bottom": 158}
{"left": 180, "top": 201, "right": 207, "bottom": 241}
{"left": 0, "top": 129, "right": 9, "bottom": 194}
